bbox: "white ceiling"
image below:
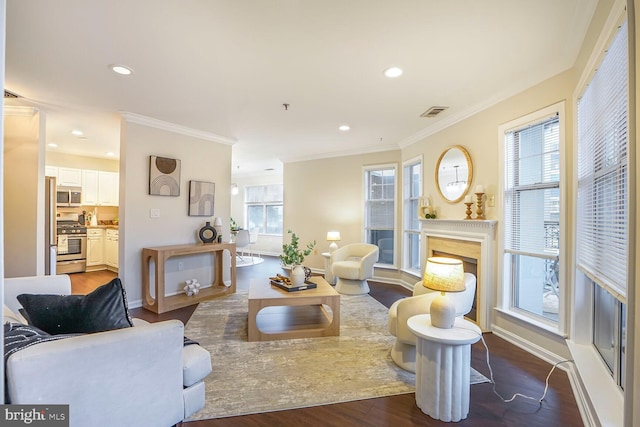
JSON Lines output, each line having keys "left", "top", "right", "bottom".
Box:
{"left": 4, "top": 1, "right": 596, "bottom": 177}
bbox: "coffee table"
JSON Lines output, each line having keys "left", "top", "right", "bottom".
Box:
{"left": 248, "top": 276, "right": 340, "bottom": 342}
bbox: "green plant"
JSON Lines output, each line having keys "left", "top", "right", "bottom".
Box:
{"left": 230, "top": 217, "right": 240, "bottom": 231}
{"left": 280, "top": 230, "right": 316, "bottom": 266}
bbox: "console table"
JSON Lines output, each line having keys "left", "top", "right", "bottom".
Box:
{"left": 408, "top": 314, "right": 481, "bottom": 422}
{"left": 142, "top": 242, "right": 236, "bottom": 313}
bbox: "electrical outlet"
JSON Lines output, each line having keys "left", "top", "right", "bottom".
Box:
{"left": 178, "top": 261, "right": 184, "bottom": 271}
{"left": 150, "top": 208, "right": 160, "bottom": 218}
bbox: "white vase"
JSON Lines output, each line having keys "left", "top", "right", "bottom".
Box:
{"left": 291, "top": 265, "right": 306, "bottom": 287}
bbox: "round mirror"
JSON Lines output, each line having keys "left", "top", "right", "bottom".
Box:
{"left": 435, "top": 145, "right": 473, "bottom": 203}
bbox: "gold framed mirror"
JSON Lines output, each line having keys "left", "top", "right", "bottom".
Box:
{"left": 435, "top": 145, "right": 473, "bottom": 203}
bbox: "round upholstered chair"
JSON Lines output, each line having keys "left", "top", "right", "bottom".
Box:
{"left": 330, "top": 243, "right": 379, "bottom": 295}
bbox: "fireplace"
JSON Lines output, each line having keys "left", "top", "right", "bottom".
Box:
{"left": 420, "top": 219, "right": 497, "bottom": 331}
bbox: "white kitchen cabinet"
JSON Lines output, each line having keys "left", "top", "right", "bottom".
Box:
{"left": 57, "top": 167, "right": 82, "bottom": 187}
{"left": 82, "top": 170, "right": 99, "bottom": 205}
{"left": 98, "top": 172, "right": 119, "bottom": 206}
{"left": 86, "top": 228, "right": 105, "bottom": 267}
{"left": 105, "top": 229, "right": 119, "bottom": 269}
{"left": 45, "top": 166, "right": 58, "bottom": 178}
{"left": 81, "top": 170, "right": 119, "bottom": 206}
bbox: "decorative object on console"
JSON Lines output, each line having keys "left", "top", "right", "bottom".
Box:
{"left": 422, "top": 257, "right": 466, "bottom": 329}
{"left": 189, "top": 180, "right": 215, "bottom": 216}
{"left": 474, "top": 185, "right": 486, "bottom": 220}
{"left": 198, "top": 221, "right": 217, "bottom": 243}
{"left": 213, "top": 217, "right": 223, "bottom": 236}
{"left": 326, "top": 231, "right": 341, "bottom": 252}
{"left": 184, "top": 279, "right": 202, "bottom": 296}
{"left": 149, "top": 155, "right": 181, "bottom": 196}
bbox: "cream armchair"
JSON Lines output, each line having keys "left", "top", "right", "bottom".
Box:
{"left": 387, "top": 272, "right": 476, "bottom": 372}
{"left": 330, "top": 243, "right": 379, "bottom": 295}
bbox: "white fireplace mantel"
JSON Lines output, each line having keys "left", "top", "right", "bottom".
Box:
{"left": 420, "top": 219, "right": 497, "bottom": 331}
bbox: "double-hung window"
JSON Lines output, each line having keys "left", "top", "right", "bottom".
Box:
{"left": 501, "top": 104, "right": 562, "bottom": 325}
{"left": 576, "top": 20, "right": 628, "bottom": 388}
{"left": 364, "top": 165, "right": 396, "bottom": 266}
{"left": 245, "top": 184, "right": 283, "bottom": 235}
{"left": 402, "top": 158, "right": 422, "bottom": 273}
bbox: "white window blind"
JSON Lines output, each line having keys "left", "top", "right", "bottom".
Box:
{"left": 576, "top": 21, "right": 628, "bottom": 302}
{"left": 504, "top": 116, "right": 560, "bottom": 259}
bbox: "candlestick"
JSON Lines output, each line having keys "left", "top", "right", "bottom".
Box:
{"left": 475, "top": 192, "right": 485, "bottom": 220}
{"left": 464, "top": 202, "right": 473, "bottom": 220}
{"left": 464, "top": 195, "right": 472, "bottom": 203}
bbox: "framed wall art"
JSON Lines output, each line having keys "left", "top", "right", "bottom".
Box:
{"left": 149, "top": 156, "right": 181, "bottom": 196}
{"left": 189, "top": 180, "right": 215, "bottom": 216}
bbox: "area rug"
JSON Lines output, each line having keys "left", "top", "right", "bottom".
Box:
{"left": 184, "top": 290, "right": 488, "bottom": 420}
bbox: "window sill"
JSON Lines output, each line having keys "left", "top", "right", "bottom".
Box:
{"left": 494, "top": 307, "right": 566, "bottom": 338}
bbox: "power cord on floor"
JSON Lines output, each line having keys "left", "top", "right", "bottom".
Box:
{"left": 477, "top": 334, "right": 574, "bottom": 405}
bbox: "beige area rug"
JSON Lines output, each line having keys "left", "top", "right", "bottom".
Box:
{"left": 184, "top": 290, "right": 488, "bottom": 420}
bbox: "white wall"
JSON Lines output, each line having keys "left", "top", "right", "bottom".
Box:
{"left": 119, "top": 117, "right": 232, "bottom": 306}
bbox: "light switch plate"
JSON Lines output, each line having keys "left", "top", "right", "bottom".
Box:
{"left": 150, "top": 208, "right": 160, "bottom": 218}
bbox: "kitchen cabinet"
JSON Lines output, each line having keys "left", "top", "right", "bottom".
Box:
{"left": 86, "top": 228, "right": 105, "bottom": 267}
{"left": 57, "top": 167, "right": 82, "bottom": 187}
{"left": 45, "top": 166, "right": 58, "bottom": 178}
{"left": 105, "top": 229, "right": 119, "bottom": 270}
{"left": 82, "top": 170, "right": 119, "bottom": 206}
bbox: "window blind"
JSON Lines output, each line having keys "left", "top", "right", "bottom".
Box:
{"left": 504, "top": 117, "right": 560, "bottom": 259}
{"left": 576, "top": 21, "right": 628, "bottom": 301}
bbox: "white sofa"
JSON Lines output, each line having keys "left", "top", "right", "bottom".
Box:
{"left": 3, "top": 274, "right": 212, "bottom": 427}
{"left": 387, "top": 273, "right": 477, "bottom": 373}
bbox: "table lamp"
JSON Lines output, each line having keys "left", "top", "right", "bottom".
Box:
{"left": 327, "top": 231, "right": 341, "bottom": 252}
{"left": 423, "top": 257, "right": 466, "bottom": 329}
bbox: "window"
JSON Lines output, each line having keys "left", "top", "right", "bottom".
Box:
{"left": 364, "top": 165, "right": 396, "bottom": 266}
{"left": 502, "top": 105, "right": 562, "bottom": 324}
{"left": 576, "top": 21, "right": 628, "bottom": 388}
{"left": 245, "top": 184, "right": 283, "bottom": 235}
{"left": 402, "top": 159, "right": 422, "bottom": 273}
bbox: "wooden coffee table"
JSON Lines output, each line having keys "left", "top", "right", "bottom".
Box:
{"left": 248, "top": 276, "right": 340, "bottom": 342}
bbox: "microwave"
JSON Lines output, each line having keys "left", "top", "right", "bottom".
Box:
{"left": 57, "top": 186, "right": 82, "bottom": 207}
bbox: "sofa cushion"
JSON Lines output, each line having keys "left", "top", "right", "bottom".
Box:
{"left": 17, "top": 278, "right": 133, "bottom": 335}
{"left": 182, "top": 343, "right": 212, "bottom": 387}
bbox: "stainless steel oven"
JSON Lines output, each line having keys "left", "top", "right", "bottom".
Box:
{"left": 56, "top": 222, "right": 87, "bottom": 274}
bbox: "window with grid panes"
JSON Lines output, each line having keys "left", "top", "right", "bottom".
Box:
{"left": 403, "top": 160, "right": 421, "bottom": 272}
{"left": 245, "top": 184, "right": 283, "bottom": 235}
{"left": 364, "top": 166, "right": 396, "bottom": 266}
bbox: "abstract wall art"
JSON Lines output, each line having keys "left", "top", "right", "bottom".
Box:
{"left": 189, "top": 180, "right": 215, "bottom": 216}
{"left": 149, "top": 156, "right": 181, "bottom": 196}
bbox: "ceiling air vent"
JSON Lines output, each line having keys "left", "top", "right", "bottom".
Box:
{"left": 4, "top": 90, "right": 19, "bottom": 98}
{"left": 420, "top": 106, "right": 448, "bottom": 118}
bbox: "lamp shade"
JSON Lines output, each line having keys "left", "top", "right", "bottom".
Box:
{"left": 326, "top": 231, "right": 341, "bottom": 241}
{"left": 423, "top": 257, "right": 465, "bottom": 293}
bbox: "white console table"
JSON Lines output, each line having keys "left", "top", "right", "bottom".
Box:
{"left": 408, "top": 314, "right": 481, "bottom": 422}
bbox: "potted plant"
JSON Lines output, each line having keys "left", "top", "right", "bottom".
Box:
{"left": 280, "top": 230, "right": 316, "bottom": 286}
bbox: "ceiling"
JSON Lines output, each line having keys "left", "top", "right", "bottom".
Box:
{"left": 4, "top": 1, "right": 597, "bottom": 177}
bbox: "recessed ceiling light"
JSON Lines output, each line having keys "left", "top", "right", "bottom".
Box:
{"left": 106, "top": 151, "right": 115, "bottom": 157}
{"left": 339, "top": 124, "right": 351, "bottom": 131}
{"left": 47, "top": 143, "right": 58, "bottom": 148}
{"left": 71, "top": 129, "right": 83, "bottom": 136}
{"left": 109, "top": 64, "right": 134, "bottom": 76}
{"left": 384, "top": 67, "right": 403, "bottom": 78}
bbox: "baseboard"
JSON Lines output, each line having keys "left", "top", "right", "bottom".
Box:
{"left": 491, "top": 325, "right": 595, "bottom": 427}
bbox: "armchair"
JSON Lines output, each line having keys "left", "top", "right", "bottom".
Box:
{"left": 387, "top": 272, "right": 476, "bottom": 372}
{"left": 330, "top": 243, "right": 379, "bottom": 295}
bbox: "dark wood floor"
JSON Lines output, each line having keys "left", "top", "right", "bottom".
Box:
{"left": 70, "top": 257, "right": 584, "bottom": 427}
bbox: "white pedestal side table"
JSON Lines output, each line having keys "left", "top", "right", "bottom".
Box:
{"left": 408, "top": 314, "right": 482, "bottom": 422}
{"left": 321, "top": 252, "right": 335, "bottom": 285}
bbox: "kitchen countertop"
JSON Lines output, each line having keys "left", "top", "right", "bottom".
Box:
{"left": 87, "top": 225, "right": 119, "bottom": 230}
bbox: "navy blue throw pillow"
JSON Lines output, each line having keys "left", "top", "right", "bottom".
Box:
{"left": 17, "top": 278, "right": 133, "bottom": 335}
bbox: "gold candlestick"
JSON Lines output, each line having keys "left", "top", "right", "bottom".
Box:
{"left": 464, "top": 203, "right": 473, "bottom": 220}
{"left": 475, "top": 193, "right": 485, "bottom": 220}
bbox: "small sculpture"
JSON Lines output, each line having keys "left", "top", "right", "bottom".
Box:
{"left": 184, "top": 279, "right": 202, "bottom": 296}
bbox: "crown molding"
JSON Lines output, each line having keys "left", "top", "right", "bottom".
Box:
{"left": 121, "top": 112, "right": 236, "bottom": 145}
{"left": 3, "top": 105, "right": 38, "bottom": 117}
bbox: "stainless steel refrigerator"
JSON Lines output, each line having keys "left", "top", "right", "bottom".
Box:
{"left": 45, "top": 176, "right": 57, "bottom": 275}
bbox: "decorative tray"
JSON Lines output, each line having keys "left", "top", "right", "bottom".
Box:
{"left": 270, "top": 280, "right": 317, "bottom": 292}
